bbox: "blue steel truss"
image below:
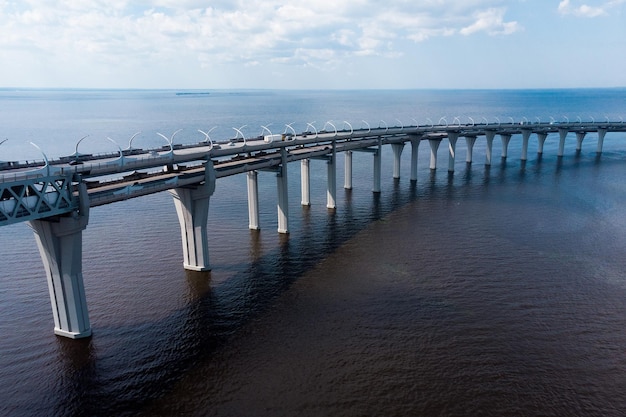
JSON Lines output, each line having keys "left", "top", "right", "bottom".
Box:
{"left": 0, "top": 174, "right": 78, "bottom": 226}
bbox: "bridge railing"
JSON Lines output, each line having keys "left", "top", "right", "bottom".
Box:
{"left": 0, "top": 174, "right": 78, "bottom": 227}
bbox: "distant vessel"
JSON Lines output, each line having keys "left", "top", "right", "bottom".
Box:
{"left": 175, "top": 92, "right": 210, "bottom": 96}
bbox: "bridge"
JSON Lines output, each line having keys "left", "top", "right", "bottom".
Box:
{"left": 1, "top": 119, "right": 625, "bottom": 339}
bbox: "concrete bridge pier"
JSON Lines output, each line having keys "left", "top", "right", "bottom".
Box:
{"left": 247, "top": 170, "right": 260, "bottom": 229}
{"left": 597, "top": 128, "right": 607, "bottom": 153}
{"left": 558, "top": 128, "right": 568, "bottom": 156}
{"left": 500, "top": 134, "right": 512, "bottom": 158}
{"left": 373, "top": 139, "right": 382, "bottom": 193}
{"left": 29, "top": 183, "right": 91, "bottom": 339}
{"left": 465, "top": 136, "right": 477, "bottom": 163}
{"left": 391, "top": 143, "right": 404, "bottom": 179}
{"left": 521, "top": 130, "right": 531, "bottom": 161}
{"left": 485, "top": 131, "right": 496, "bottom": 165}
{"left": 344, "top": 151, "right": 353, "bottom": 189}
{"left": 277, "top": 148, "right": 289, "bottom": 233}
{"left": 300, "top": 159, "right": 310, "bottom": 206}
{"left": 576, "top": 132, "right": 587, "bottom": 152}
{"left": 410, "top": 139, "right": 420, "bottom": 181}
{"left": 537, "top": 133, "right": 548, "bottom": 154}
{"left": 170, "top": 161, "right": 216, "bottom": 271}
{"left": 326, "top": 147, "right": 337, "bottom": 209}
{"left": 428, "top": 139, "right": 441, "bottom": 170}
{"left": 447, "top": 132, "right": 459, "bottom": 172}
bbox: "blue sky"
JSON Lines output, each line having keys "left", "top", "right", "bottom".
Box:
{"left": 0, "top": 0, "right": 624, "bottom": 89}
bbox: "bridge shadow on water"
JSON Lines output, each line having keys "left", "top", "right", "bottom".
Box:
{"left": 50, "top": 149, "right": 626, "bottom": 416}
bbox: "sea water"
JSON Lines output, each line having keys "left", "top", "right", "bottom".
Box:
{"left": 1, "top": 89, "right": 626, "bottom": 416}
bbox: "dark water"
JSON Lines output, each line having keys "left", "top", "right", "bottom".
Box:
{"left": 1, "top": 89, "right": 626, "bottom": 416}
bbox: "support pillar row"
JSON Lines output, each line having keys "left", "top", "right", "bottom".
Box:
{"left": 247, "top": 170, "right": 260, "bottom": 229}
{"left": 344, "top": 151, "right": 353, "bottom": 189}
{"left": 447, "top": 132, "right": 459, "bottom": 172}
{"left": 410, "top": 139, "right": 420, "bottom": 181}
{"left": 485, "top": 131, "right": 495, "bottom": 166}
{"left": 301, "top": 159, "right": 310, "bottom": 206}
{"left": 29, "top": 182, "right": 91, "bottom": 339}
{"left": 170, "top": 161, "right": 216, "bottom": 271}
{"left": 597, "top": 128, "right": 607, "bottom": 154}
{"left": 277, "top": 148, "right": 289, "bottom": 233}
{"left": 327, "top": 146, "right": 337, "bottom": 209}
{"left": 391, "top": 143, "right": 404, "bottom": 179}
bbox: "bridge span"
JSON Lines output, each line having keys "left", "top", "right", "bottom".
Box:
{"left": 1, "top": 120, "right": 625, "bottom": 338}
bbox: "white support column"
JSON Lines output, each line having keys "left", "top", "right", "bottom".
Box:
{"left": 391, "top": 143, "right": 404, "bottom": 179}
{"left": 558, "top": 128, "right": 568, "bottom": 156}
{"left": 410, "top": 139, "right": 420, "bottom": 181}
{"left": 485, "top": 131, "right": 495, "bottom": 165}
{"left": 537, "top": 132, "right": 548, "bottom": 154}
{"left": 373, "top": 140, "right": 382, "bottom": 193}
{"left": 447, "top": 132, "right": 459, "bottom": 172}
{"left": 327, "top": 145, "right": 337, "bottom": 209}
{"left": 576, "top": 131, "right": 586, "bottom": 152}
{"left": 247, "top": 170, "right": 260, "bottom": 229}
{"left": 500, "top": 134, "right": 511, "bottom": 158}
{"left": 277, "top": 148, "right": 289, "bottom": 234}
{"left": 301, "top": 159, "right": 310, "bottom": 206}
{"left": 465, "top": 136, "right": 476, "bottom": 163}
{"left": 29, "top": 183, "right": 91, "bottom": 339}
{"left": 428, "top": 139, "right": 440, "bottom": 170}
{"left": 596, "top": 128, "right": 607, "bottom": 154}
{"left": 170, "top": 162, "right": 216, "bottom": 272}
{"left": 344, "top": 151, "right": 353, "bottom": 189}
{"left": 521, "top": 130, "right": 531, "bottom": 161}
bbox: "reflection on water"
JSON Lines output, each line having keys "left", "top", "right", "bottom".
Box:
{"left": 1, "top": 89, "right": 626, "bottom": 416}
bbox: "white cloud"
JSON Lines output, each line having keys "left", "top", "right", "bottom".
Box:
{"left": 558, "top": 0, "right": 625, "bottom": 17}
{"left": 460, "top": 8, "right": 522, "bottom": 35}
{"left": 0, "top": 1, "right": 522, "bottom": 67}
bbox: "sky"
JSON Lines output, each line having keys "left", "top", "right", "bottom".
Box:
{"left": 0, "top": 0, "right": 625, "bottom": 89}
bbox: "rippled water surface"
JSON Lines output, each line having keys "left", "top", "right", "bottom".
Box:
{"left": 1, "top": 89, "right": 626, "bottom": 416}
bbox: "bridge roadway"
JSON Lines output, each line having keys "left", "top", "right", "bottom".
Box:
{"left": 1, "top": 120, "right": 625, "bottom": 339}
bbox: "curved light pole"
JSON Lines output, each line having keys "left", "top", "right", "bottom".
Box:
{"left": 508, "top": 116, "right": 515, "bottom": 125}
{"left": 589, "top": 116, "right": 595, "bottom": 124}
{"left": 535, "top": 117, "right": 541, "bottom": 124}
{"left": 411, "top": 118, "right": 420, "bottom": 129}
{"left": 29, "top": 142, "right": 50, "bottom": 176}
{"left": 361, "top": 120, "right": 371, "bottom": 133}
{"left": 378, "top": 119, "right": 388, "bottom": 132}
{"left": 323, "top": 121, "right": 337, "bottom": 137}
{"left": 395, "top": 119, "right": 404, "bottom": 130}
{"left": 343, "top": 121, "right": 354, "bottom": 135}
{"left": 156, "top": 131, "right": 176, "bottom": 159}
{"left": 198, "top": 127, "right": 217, "bottom": 148}
{"left": 562, "top": 115, "right": 569, "bottom": 124}
{"left": 125, "top": 131, "right": 142, "bottom": 151}
{"left": 495, "top": 117, "right": 501, "bottom": 126}
{"left": 260, "top": 124, "right": 274, "bottom": 142}
{"left": 576, "top": 116, "right": 582, "bottom": 124}
{"left": 468, "top": 116, "right": 475, "bottom": 126}
{"left": 231, "top": 125, "right": 247, "bottom": 146}
{"left": 522, "top": 116, "right": 529, "bottom": 125}
{"left": 549, "top": 116, "right": 556, "bottom": 124}
{"left": 438, "top": 117, "right": 448, "bottom": 127}
{"left": 306, "top": 122, "right": 318, "bottom": 138}
{"left": 106, "top": 137, "right": 125, "bottom": 167}
{"left": 73, "top": 135, "right": 90, "bottom": 158}
{"left": 284, "top": 123, "right": 297, "bottom": 140}
{"left": 426, "top": 118, "right": 434, "bottom": 127}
